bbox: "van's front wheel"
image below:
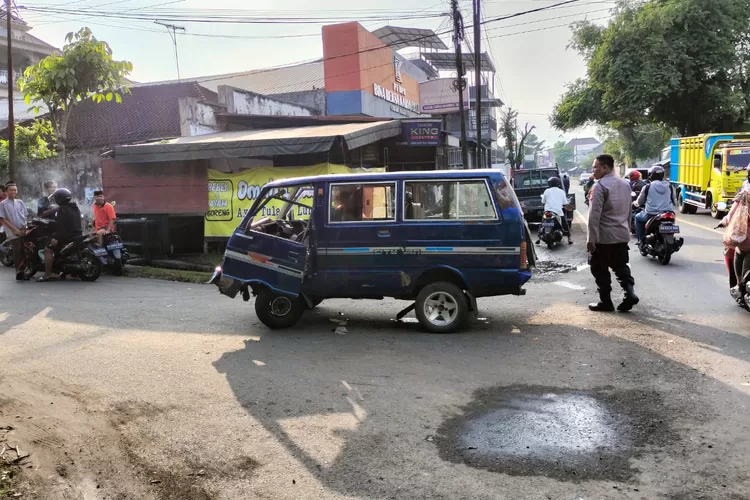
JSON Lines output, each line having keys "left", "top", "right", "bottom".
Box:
{"left": 415, "top": 282, "right": 468, "bottom": 334}
{"left": 255, "top": 289, "right": 304, "bottom": 329}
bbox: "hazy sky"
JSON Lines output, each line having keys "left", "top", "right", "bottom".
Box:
{"left": 21, "top": 0, "right": 608, "bottom": 145}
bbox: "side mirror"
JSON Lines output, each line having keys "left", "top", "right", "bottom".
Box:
{"left": 717, "top": 202, "right": 728, "bottom": 211}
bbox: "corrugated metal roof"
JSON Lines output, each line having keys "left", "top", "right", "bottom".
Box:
{"left": 138, "top": 60, "right": 325, "bottom": 96}
{"left": 114, "top": 121, "right": 401, "bottom": 163}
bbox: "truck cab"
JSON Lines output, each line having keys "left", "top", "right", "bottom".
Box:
{"left": 670, "top": 133, "right": 750, "bottom": 219}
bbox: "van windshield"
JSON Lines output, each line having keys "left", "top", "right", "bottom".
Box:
{"left": 726, "top": 149, "right": 750, "bottom": 171}
{"left": 244, "top": 184, "right": 314, "bottom": 243}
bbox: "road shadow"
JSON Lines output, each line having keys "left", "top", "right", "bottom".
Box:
{"left": 213, "top": 312, "right": 750, "bottom": 499}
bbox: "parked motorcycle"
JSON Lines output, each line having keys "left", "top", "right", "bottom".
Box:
{"left": 637, "top": 211, "right": 684, "bottom": 265}
{"left": 101, "top": 231, "right": 129, "bottom": 275}
{"left": 0, "top": 238, "right": 13, "bottom": 267}
{"left": 538, "top": 211, "right": 566, "bottom": 249}
{"left": 19, "top": 218, "right": 107, "bottom": 281}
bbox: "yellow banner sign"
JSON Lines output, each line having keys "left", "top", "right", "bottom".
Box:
{"left": 205, "top": 164, "right": 380, "bottom": 238}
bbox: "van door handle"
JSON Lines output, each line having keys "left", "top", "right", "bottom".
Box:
{"left": 377, "top": 230, "right": 391, "bottom": 238}
{"left": 288, "top": 251, "right": 300, "bottom": 258}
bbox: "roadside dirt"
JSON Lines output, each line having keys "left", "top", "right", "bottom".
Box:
{"left": 0, "top": 377, "right": 244, "bottom": 499}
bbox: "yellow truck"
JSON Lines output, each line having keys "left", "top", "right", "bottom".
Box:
{"left": 669, "top": 133, "right": 750, "bottom": 218}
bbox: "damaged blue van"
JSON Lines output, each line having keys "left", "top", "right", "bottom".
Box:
{"left": 210, "top": 169, "right": 535, "bottom": 333}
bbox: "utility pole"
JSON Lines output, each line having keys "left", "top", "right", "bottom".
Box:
{"left": 5, "top": 0, "right": 14, "bottom": 180}
{"left": 450, "top": 0, "right": 468, "bottom": 170}
{"left": 473, "top": 0, "right": 482, "bottom": 169}
{"left": 155, "top": 21, "right": 185, "bottom": 81}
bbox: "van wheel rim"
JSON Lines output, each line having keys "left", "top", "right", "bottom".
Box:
{"left": 424, "top": 291, "right": 458, "bottom": 326}
{"left": 270, "top": 296, "right": 292, "bottom": 317}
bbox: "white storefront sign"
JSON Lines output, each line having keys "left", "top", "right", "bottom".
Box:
{"left": 373, "top": 82, "right": 419, "bottom": 114}
{"left": 419, "top": 78, "right": 469, "bottom": 114}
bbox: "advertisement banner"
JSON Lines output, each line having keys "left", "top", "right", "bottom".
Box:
{"left": 398, "top": 120, "right": 442, "bottom": 146}
{"left": 419, "top": 78, "right": 469, "bottom": 114}
{"left": 205, "top": 164, "right": 380, "bottom": 238}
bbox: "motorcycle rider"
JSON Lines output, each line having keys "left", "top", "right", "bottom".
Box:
{"left": 634, "top": 165, "right": 676, "bottom": 245}
{"left": 537, "top": 176, "right": 573, "bottom": 245}
{"left": 37, "top": 180, "right": 58, "bottom": 216}
{"left": 628, "top": 170, "right": 647, "bottom": 196}
{"left": 37, "top": 188, "right": 82, "bottom": 282}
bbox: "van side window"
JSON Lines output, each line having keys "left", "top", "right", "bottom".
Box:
{"left": 404, "top": 180, "right": 497, "bottom": 220}
{"left": 330, "top": 183, "right": 395, "bottom": 223}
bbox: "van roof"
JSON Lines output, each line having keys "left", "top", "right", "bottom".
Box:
{"left": 264, "top": 168, "right": 505, "bottom": 189}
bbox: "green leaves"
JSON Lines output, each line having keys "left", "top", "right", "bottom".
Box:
{"left": 20, "top": 27, "right": 132, "bottom": 153}
{"left": 0, "top": 119, "right": 56, "bottom": 173}
{"left": 554, "top": 0, "right": 750, "bottom": 136}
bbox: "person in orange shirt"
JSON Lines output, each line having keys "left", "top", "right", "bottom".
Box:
{"left": 92, "top": 190, "right": 116, "bottom": 247}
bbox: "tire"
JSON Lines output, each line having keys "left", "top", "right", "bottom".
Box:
{"left": 255, "top": 288, "right": 304, "bottom": 329}
{"left": 1, "top": 252, "right": 13, "bottom": 267}
{"left": 546, "top": 240, "right": 554, "bottom": 249}
{"left": 658, "top": 251, "right": 672, "bottom": 265}
{"left": 112, "top": 259, "right": 124, "bottom": 276}
{"left": 415, "top": 281, "right": 469, "bottom": 334}
{"left": 678, "top": 192, "right": 697, "bottom": 214}
{"left": 79, "top": 250, "right": 102, "bottom": 282}
{"left": 711, "top": 206, "right": 725, "bottom": 220}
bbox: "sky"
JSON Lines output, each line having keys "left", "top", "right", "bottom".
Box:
{"left": 19, "top": 0, "right": 607, "bottom": 146}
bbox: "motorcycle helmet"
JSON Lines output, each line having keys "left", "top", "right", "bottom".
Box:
{"left": 628, "top": 170, "right": 642, "bottom": 181}
{"left": 51, "top": 188, "right": 73, "bottom": 205}
{"left": 648, "top": 165, "right": 665, "bottom": 181}
{"left": 547, "top": 176, "right": 562, "bottom": 188}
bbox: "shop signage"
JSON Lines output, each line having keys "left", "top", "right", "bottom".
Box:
{"left": 419, "top": 78, "right": 469, "bottom": 114}
{"left": 373, "top": 82, "right": 419, "bottom": 114}
{"left": 400, "top": 120, "right": 442, "bottom": 146}
{"left": 205, "top": 164, "right": 384, "bottom": 237}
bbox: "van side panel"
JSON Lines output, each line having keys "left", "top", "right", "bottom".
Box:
{"left": 312, "top": 172, "right": 530, "bottom": 299}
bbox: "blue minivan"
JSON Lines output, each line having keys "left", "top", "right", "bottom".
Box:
{"left": 210, "top": 169, "right": 535, "bottom": 333}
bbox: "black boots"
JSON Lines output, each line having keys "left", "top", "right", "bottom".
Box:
{"left": 589, "top": 290, "right": 615, "bottom": 312}
{"left": 617, "top": 285, "right": 639, "bottom": 312}
{"left": 589, "top": 286, "right": 639, "bottom": 312}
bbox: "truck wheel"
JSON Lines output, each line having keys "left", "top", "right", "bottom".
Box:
{"left": 415, "top": 281, "right": 468, "bottom": 334}
{"left": 255, "top": 289, "right": 304, "bottom": 329}
{"left": 678, "top": 192, "right": 697, "bottom": 214}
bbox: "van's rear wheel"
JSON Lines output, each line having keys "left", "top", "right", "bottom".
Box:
{"left": 415, "top": 281, "right": 468, "bottom": 334}
{"left": 255, "top": 289, "right": 304, "bottom": 329}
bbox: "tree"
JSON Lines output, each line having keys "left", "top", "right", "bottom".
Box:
{"left": 500, "top": 106, "right": 536, "bottom": 170}
{"left": 0, "top": 120, "right": 56, "bottom": 177}
{"left": 552, "top": 0, "right": 750, "bottom": 136}
{"left": 20, "top": 28, "right": 132, "bottom": 164}
{"left": 550, "top": 140, "right": 575, "bottom": 170}
{"left": 597, "top": 124, "right": 672, "bottom": 165}
{"left": 524, "top": 133, "right": 545, "bottom": 156}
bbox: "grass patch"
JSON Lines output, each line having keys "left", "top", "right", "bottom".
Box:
{"left": 178, "top": 252, "right": 223, "bottom": 268}
{"left": 125, "top": 266, "right": 211, "bottom": 284}
{"left": 0, "top": 464, "right": 18, "bottom": 498}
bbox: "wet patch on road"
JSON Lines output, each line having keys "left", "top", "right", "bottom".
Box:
{"left": 533, "top": 260, "right": 579, "bottom": 278}
{"left": 435, "top": 385, "right": 678, "bottom": 482}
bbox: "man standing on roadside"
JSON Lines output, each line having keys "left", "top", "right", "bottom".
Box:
{"left": 587, "top": 154, "right": 639, "bottom": 312}
{"left": 0, "top": 183, "right": 28, "bottom": 280}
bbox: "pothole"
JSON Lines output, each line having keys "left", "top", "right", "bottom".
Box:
{"left": 435, "top": 385, "right": 678, "bottom": 482}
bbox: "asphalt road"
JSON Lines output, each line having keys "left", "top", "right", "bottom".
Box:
{"left": 1, "top": 185, "right": 749, "bottom": 500}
